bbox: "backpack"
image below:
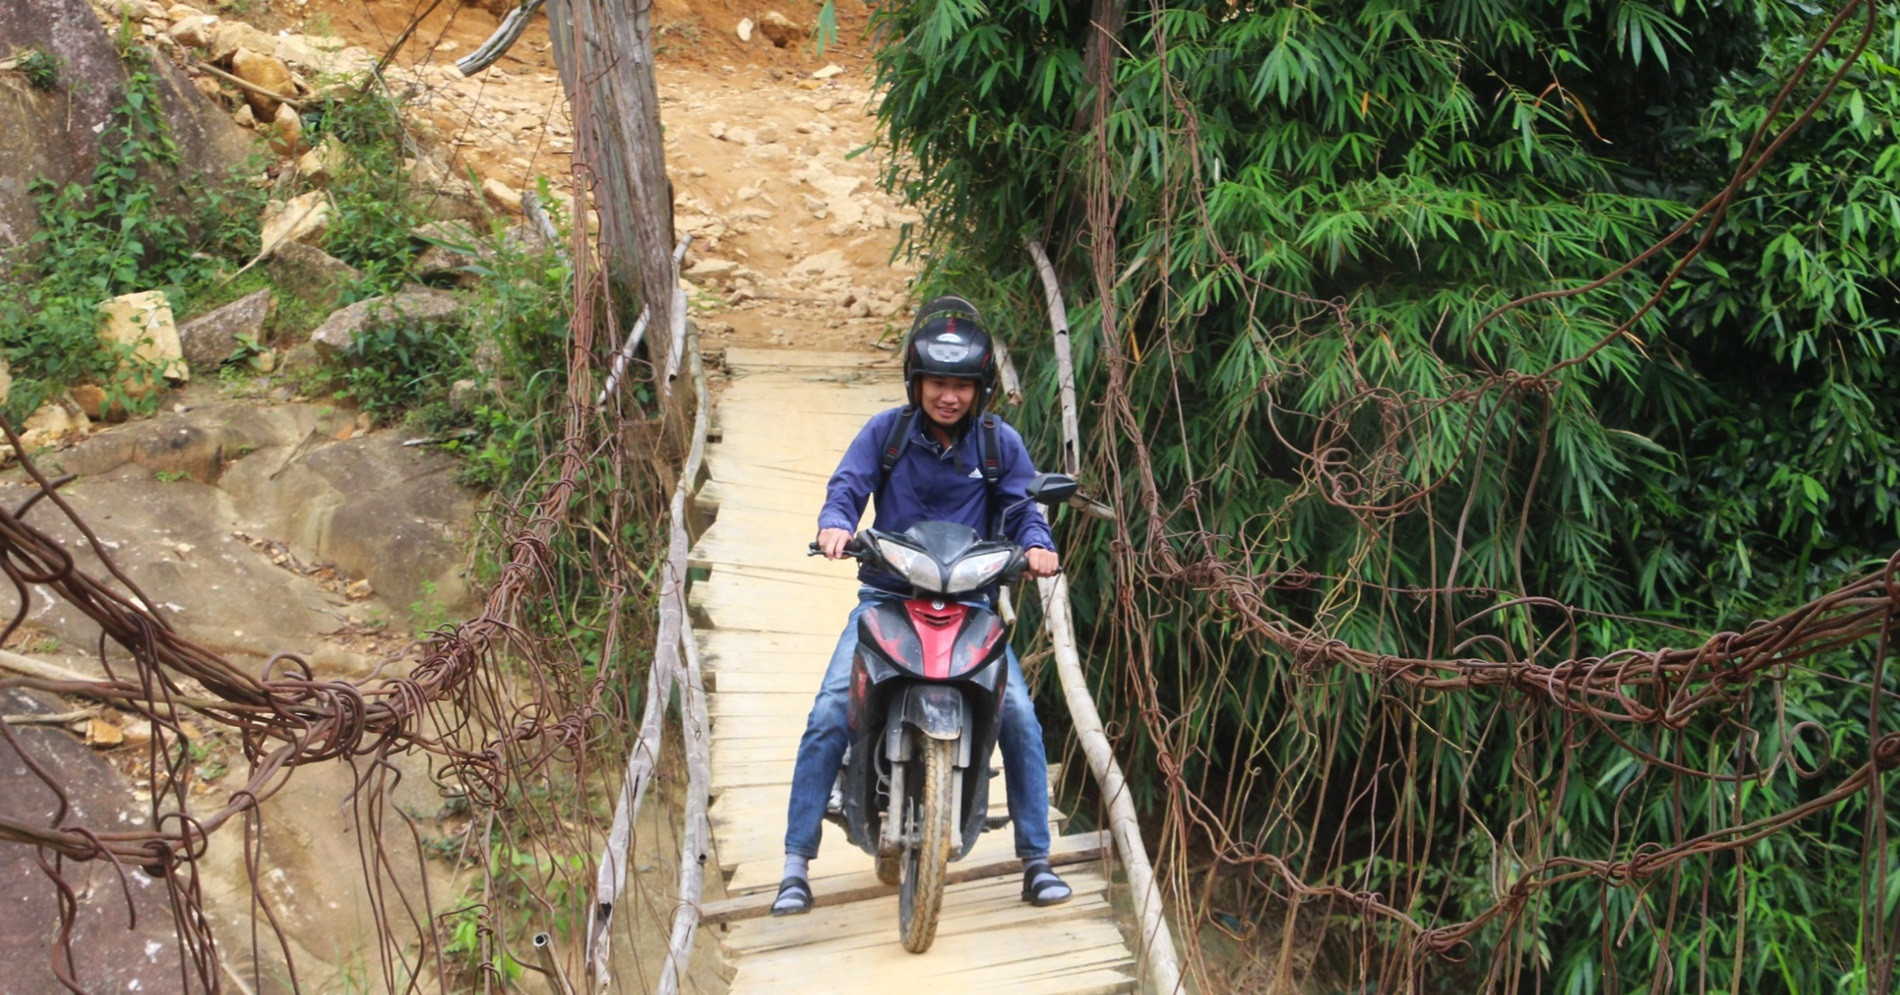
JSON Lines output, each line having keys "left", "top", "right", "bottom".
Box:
{"left": 876, "top": 407, "right": 1005, "bottom": 539}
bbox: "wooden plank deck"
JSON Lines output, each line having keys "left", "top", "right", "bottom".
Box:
{"left": 690, "top": 348, "right": 1139, "bottom": 993}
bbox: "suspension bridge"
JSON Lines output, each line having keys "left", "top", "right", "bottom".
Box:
{"left": 638, "top": 346, "right": 1180, "bottom": 992}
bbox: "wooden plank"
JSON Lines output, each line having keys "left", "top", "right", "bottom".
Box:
{"left": 726, "top": 922, "right": 1133, "bottom": 993}
{"left": 701, "top": 831, "right": 1110, "bottom": 924}
{"left": 722, "top": 347, "right": 901, "bottom": 372}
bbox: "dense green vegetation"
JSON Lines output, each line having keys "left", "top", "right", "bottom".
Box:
{"left": 863, "top": 0, "right": 1900, "bottom": 989}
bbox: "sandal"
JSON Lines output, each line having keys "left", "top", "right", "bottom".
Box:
{"left": 770, "top": 875, "right": 814, "bottom": 916}
{"left": 1021, "top": 860, "right": 1072, "bottom": 907}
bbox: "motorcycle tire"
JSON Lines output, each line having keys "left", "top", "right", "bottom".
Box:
{"left": 897, "top": 736, "right": 956, "bottom": 953}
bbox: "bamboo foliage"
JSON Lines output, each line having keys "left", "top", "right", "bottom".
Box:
{"left": 866, "top": 0, "right": 1900, "bottom": 991}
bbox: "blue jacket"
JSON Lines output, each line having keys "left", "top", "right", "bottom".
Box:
{"left": 819, "top": 407, "right": 1055, "bottom": 589}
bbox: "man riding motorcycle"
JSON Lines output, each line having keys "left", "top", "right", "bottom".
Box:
{"left": 772, "top": 295, "right": 1074, "bottom": 916}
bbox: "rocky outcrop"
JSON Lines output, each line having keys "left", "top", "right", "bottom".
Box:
{"left": 0, "top": 0, "right": 254, "bottom": 253}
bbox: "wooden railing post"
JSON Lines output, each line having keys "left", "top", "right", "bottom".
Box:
{"left": 586, "top": 312, "right": 711, "bottom": 993}
{"left": 1028, "top": 237, "right": 1185, "bottom": 994}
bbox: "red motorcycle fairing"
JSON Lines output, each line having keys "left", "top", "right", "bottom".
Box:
{"left": 907, "top": 601, "right": 965, "bottom": 678}
{"left": 860, "top": 601, "right": 1007, "bottom": 681}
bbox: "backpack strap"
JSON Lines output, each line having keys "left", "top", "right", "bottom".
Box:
{"left": 977, "top": 413, "right": 1004, "bottom": 539}
{"left": 874, "top": 406, "right": 916, "bottom": 508}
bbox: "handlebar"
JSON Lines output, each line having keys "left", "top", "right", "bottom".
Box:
{"left": 806, "top": 536, "right": 867, "bottom": 559}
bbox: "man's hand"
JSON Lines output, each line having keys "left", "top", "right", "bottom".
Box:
{"left": 817, "top": 527, "right": 855, "bottom": 560}
{"left": 1025, "top": 547, "right": 1060, "bottom": 579}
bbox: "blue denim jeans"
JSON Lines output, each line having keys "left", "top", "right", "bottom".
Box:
{"left": 784, "top": 588, "right": 1052, "bottom": 860}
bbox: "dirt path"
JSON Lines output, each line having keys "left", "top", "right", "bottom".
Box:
{"left": 279, "top": 0, "right": 917, "bottom": 355}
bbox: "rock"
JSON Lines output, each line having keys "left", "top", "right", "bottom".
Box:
{"left": 267, "top": 102, "right": 303, "bottom": 157}
{"left": 803, "top": 194, "right": 829, "bottom": 219}
{"left": 272, "top": 33, "right": 355, "bottom": 74}
{"left": 755, "top": 125, "right": 780, "bottom": 145}
{"left": 308, "top": 288, "right": 463, "bottom": 360}
{"left": 230, "top": 48, "right": 294, "bottom": 118}
{"left": 295, "top": 138, "right": 346, "bottom": 185}
{"left": 259, "top": 190, "right": 332, "bottom": 255}
{"left": 0, "top": 690, "right": 185, "bottom": 994}
{"left": 120, "top": 718, "right": 154, "bottom": 749}
{"left": 411, "top": 221, "right": 484, "bottom": 284}
{"left": 96, "top": 290, "right": 187, "bottom": 396}
{"left": 722, "top": 127, "right": 758, "bottom": 146}
{"left": 759, "top": 11, "right": 800, "bottom": 47}
{"left": 249, "top": 349, "right": 277, "bottom": 373}
{"left": 406, "top": 157, "right": 488, "bottom": 223}
{"left": 448, "top": 378, "right": 480, "bottom": 414}
{"left": 813, "top": 64, "right": 844, "bottom": 79}
{"left": 168, "top": 13, "right": 216, "bottom": 49}
{"left": 735, "top": 17, "right": 753, "bottom": 41}
{"left": 0, "top": 357, "right": 9, "bottom": 408}
{"left": 265, "top": 241, "right": 360, "bottom": 310}
{"left": 84, "top": 717, "right": 123, "bottom": 748}
{"left": 190, "top": 73, "right": 226, "bottom": 104}
{"left": 165, "top": 3, "right": 206, "bottom": 18}
{"left": 71, "top": 384, "right": 107, "bottom": 419}
{"left": 18, "top": 394, "right": 91, "bottom": 452}
{"left": 177, "top": 288, "right": 270, "bottom": 371}
{"left": 233, "top": 103, "right": 255, "bottom": 128}
{"left": 277, "top": 341, "right": 322, "bottom": 375}
{"left": 211, "top": 20, "right": 277, "bottom": 63}
{"left": 708, "top": 120, "right": 727, "bottom": 139}
{"left": 684, "top": 258, "right": 740, "bottom": 285}
{"left": 345, "top": 578, "right": 372, "bottom": 600}
{"left": 481, "top": 176, "right": 522, "bottom": 214}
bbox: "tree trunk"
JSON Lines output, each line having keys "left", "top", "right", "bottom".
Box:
{"left": 547, "top": 0, "right": 676, "bottom": 376}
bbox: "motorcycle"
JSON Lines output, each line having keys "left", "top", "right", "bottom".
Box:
{"left": 809, "top": 472, "right": 1077, "bottom": 953}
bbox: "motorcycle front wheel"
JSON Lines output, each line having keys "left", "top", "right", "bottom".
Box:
{"left": 897, "top": 735, "right": 956, "bottom": 953}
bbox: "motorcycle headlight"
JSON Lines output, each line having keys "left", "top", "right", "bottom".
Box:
{"left": 945, "top": 549, "right": 1013, "bottom": 594}
{"left": 879, "top": 542, "right": 943, "bottom": 592}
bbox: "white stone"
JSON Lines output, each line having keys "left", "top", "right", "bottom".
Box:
{"left": 169, "top": 14, "right": 216, "bottom": 49}
{"left": 96, "top": 291, "right": 188, "bottom": 395}
{"left": 735, "top": 17, "right": 753, "bottom": 41}
{"left": 812, "top": 64, "right": 844, "bottom": 80}
{"left": 259, "top": 190, "right": 333, "bottom": 255}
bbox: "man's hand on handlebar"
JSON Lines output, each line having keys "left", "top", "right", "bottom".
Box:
{"left": 816, "top": 527, "right": 855, "bottom": 560}
{"left": 1025, "top": 547, "right": 1060, "bottom": 579}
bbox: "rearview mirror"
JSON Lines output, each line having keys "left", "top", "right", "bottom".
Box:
{"left": 1025, "top": 473, "right": 1079, "bottom": 505}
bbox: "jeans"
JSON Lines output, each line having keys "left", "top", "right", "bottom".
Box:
{"left": 784, "top": 587, "right": 1052, "bottom": 861}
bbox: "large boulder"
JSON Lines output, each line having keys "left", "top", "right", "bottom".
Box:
{"left": 308, "top": 288, "right": 463, "bottom": 359}
{"left": 0, "top": 690, "right": 184, "bottom": 995}
{"left": 0, "top": 0, "right": 256, "bottom": 253}
{"left": 177, "top": 288, "right": 270, "bottom": 371}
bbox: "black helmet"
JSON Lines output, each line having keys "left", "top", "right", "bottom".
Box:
{"left": 903, "top": 295, "right": 995, "bottom": 415}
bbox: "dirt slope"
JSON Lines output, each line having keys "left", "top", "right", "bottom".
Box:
{"left": 287, "top": 0, "right": 918, "bottom": 354}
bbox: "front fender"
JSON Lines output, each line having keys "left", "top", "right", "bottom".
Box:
{"left": 900, "top": 684, "right": 965, "bottom": 740}
{"left": 885, "top": 684, "right": 971, "bottom": 767}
